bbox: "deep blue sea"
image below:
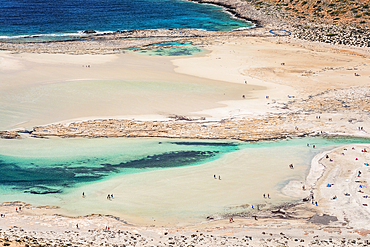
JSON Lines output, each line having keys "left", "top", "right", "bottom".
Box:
{"left": 0, "top": 0, "right": 252, "bottom": 40}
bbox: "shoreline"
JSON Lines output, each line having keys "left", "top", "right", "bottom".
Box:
{"left": 1, "top": 143, "right": 370, "bottom": 246}
{"left": 1, "top": 0, "right": 370, "bottom": 245}
{"left": 0, "top": 0, "right": 369, "bottom": 53}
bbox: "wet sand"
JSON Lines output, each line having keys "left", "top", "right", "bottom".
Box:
{"left": 1, "top": 23, "right": 370, "bottom": 246}
{"left": 1, "top": 143, "right": 370, "bottom": 246}
{"left": 0, "top": 50, "right": 265, "bottom": 130}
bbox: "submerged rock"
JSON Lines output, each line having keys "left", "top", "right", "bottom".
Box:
{"left": 82, "top": 30, "right": 96, "bottom": 34}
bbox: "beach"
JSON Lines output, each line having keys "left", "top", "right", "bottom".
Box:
{"left": 1, "top": 0, "right": 370, "bottom": 245}
{"left": 1, "top": 143, "right": 370, "bottom": 246}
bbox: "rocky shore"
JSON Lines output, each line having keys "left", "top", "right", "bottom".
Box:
{"left": 14, "top": 86, "right": 366, "bottom": 141}
{"left": 0, "top": 0, "right": 369, "bottom": 55}
{"left": 1, "top": 225, "right": 370, "bottom": 246}
{"left": 193, "top": 0, "right": 370, "bottom": 47}
{"left": 30, "top": 115, "right": 306, "bottom": 141}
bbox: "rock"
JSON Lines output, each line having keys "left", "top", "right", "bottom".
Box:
{"left": 0, "top": 131, "right": 21, "bottom": 139}
{"left": 82, "top": 30, "right": 97, "bottom": 34}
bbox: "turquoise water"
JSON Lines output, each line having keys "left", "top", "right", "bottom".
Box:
{"left": 0, "top": 138, "right": 239, "bottom": 195}
{"left": 124, "top": 42, "right": 203, "bottom": 56}
{"left": 137, "top": 45, "right": 204, "bottom": 56}
{"left": 0, "top": 0, "right": 252, "bottom": 42}
{"left": 0, "top": 136, "right": 368, "bottom": 197}
{"left": 148, "top": 42, "right": 193, "bottom": 47}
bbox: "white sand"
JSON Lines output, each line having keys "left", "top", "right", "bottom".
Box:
{"left": 307, "top": 144, "right": 370, "bottom": 229}
{"left": 1, "top": 36, "right": 370, "bottom": 130}
{"left": 1, "top": 35, "right": 370, "bottom": 245}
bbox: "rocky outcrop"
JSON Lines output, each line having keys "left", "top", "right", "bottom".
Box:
{"left": 0, "top": 131, "right": 21, "bottom": 139}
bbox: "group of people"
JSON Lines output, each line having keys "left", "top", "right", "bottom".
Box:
{"left": 213, "top": 175, "right": 221, "bottom": 180}
{"left": 82, "top": 192, "right": 114, "bottom": 200}
{"left": 263, "top": 194, "right": 270, "bottom": 199}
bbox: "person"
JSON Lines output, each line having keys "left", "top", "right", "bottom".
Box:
{"left": 214, "top": 174, "right": 216, "bottom": 179}
{"left": 263, "top": 194, "right": 265, "bottom": 198}
{"left": 76, "top": 224, "right": 79, "bottom": 229}
{"left": 219, "top": 176, "right": 221, "bottom": 180}
{"left": 82, "top": 192, "right": 85, "bottom": 198}
{"left": 268, "top": 194, "right": 270, "bottom": 199}
{"left": 254, "top": 215, "right": 257, "bottom": 220}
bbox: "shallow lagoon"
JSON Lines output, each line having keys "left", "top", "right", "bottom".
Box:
{"left": 0, "top": 136, "right": 369, "bottom": 225}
